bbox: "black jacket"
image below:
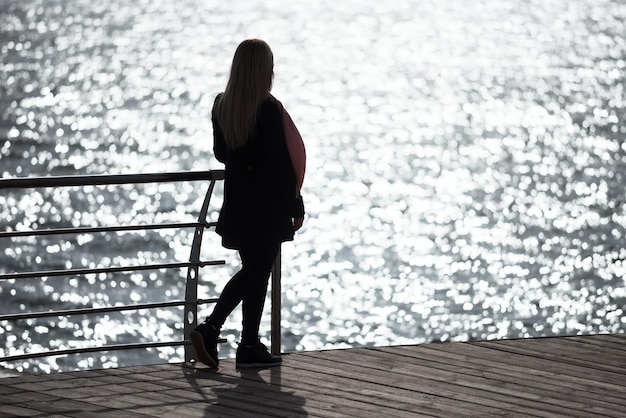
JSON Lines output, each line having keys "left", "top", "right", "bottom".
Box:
{"left": 212, "top": 94, "right": 304, "bottom": 249}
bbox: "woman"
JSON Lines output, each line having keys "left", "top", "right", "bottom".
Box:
{"left": 191, "top": 39, "right": 305, "bottom": 369}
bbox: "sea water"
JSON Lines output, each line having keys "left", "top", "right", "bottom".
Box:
{"left": 1, "top": 0, "right": 625, "bottom": 374}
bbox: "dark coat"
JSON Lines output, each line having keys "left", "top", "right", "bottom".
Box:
{"left": 212, "top": 94, "right": 304, "bottom": 249}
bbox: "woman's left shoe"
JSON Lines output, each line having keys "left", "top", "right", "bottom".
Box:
{"left": 190, "top": 320, "right": 220, "bottom": 368}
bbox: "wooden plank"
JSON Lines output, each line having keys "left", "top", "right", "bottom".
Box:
{"left": 369, "top": 343, "right": 626, "bottom": 415}
{"left": 172, "top": 363, "right": 355, "bottom": 418}
{"left": 138, "top": 387, "right": 246, "bottom": 417}
{"left": 295, "top": 349, "right": 571, "bottom": 417}
{"left": 221, "top": 358, "right": 454, "bottom": 417}
{"left": 371, "top": 344, "right": 626, "bottom": 410}
{"left": 378, "top": 343, "right": 626, "bottom": 408}
{"left": 573, "top": 333, "right": 626, "bottom": 343}
{"left": 426, "top": 339, "right": 626, "bottom": 390}
{"left": 94, "top": 390, "right": 225, "bottom": 418}
{"left": 302, "top": 346, "right": 619, "bottom": 417}
{"left": 199, "top": 362, "right": 422, "bottom": 418}
{"left": 172, "top": 362, "right": 339, "bottom": 417}
{"left": 568, "top": 335, "right": 626, "bottom": 352}
{"left": 280, "top": 354, "right": 489, "bottom": 417}
{"left": 473, "top": 339, "right": 626, "bottom": 377}
{"left": 482, "top": 336, "right": 626, "bottom": 368}
{"left": 517, "top": 337, "right": 626, "bottom": 367}
{"left": 138, "top": 366, "right": 314, "bottom": 418}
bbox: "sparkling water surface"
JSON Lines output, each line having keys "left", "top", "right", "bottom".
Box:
{"left": 1, "top": 0, "right": 625, "bottom": 374}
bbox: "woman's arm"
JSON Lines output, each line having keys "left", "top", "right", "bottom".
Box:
{"left": 212, "top": 96, "right": 227, "bottom": 163}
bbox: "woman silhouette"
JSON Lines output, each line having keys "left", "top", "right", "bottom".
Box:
{"left": 191, "top": 39, "right": 305, "bottom": 369}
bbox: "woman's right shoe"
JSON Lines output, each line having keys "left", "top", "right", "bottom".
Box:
{"left": 190, "top": 320, "right": 219, "bottom": 368}
{"left": 236, "top": 341, "right": 282, "bottom": 369}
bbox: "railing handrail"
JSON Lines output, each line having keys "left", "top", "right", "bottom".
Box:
{"left": 0, "top": 169, "right": 282, "bottom": 371}
{"left": 0, "top": 170, "right": 224, "bottom": 189}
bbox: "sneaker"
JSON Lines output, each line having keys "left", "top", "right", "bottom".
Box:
{"left": 190, "top": 320, "right": 219, "bottom": 368}
{"left": 236, "top": 341, "right": 282, "bottom": 369}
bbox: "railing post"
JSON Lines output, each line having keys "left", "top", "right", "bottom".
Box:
{"left": 271, "top": 249, "right": 282, "bottom": 355}
{"left": 184, "top": 179, "right": 217, "bottom": 363}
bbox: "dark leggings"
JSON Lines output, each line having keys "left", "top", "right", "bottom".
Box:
{"left": 208, "top": 240, "right": 280, "bottom": 345}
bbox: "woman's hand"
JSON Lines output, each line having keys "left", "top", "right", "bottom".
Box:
{"left": 293, "top": 217, "right": 304, "bottom": 232}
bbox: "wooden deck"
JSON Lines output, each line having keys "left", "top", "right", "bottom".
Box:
{"left": 1, "top": 333, "right": 625, "bottom": 417}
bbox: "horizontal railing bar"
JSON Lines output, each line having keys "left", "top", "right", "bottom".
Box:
{"left": 0, "top": 298, "right": 219, "bottom": 322}
{"left": 0, "top": 170, "right": 225, "bottom": 190}
{"left": 0, "top": 341, "right": 184, "bottom": 363}
{"left": 0, "top": 260, "right": 225, "bottom": 281}
{"left": 0, "top": 221, "right": 217, "bottom": 239}
{"left": 0, "top": 337, "right": 228, "bottom": 363}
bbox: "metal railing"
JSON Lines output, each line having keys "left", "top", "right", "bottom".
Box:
{"left": 0, "top": 170, "right": 283, "bottom": 369}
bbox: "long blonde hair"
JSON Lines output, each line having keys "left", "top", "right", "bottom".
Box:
{"left": 215, "top": 39, "right": 274, "bottom": 148}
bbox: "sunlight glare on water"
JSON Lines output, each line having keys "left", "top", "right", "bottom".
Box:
{"left": 0, "top": 0, "right": 625, "bottom": 373}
